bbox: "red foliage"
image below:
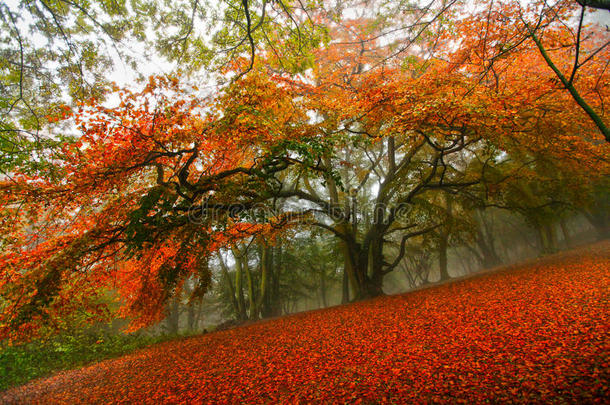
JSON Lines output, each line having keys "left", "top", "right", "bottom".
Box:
{"left": 2, "top": 242, "right": 608, "bottom": 404}
{"left": 0, "top": 73, "right": 312, "bottom": 340}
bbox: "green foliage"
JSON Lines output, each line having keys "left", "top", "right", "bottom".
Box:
{"left": 151, "top": 0, "right": 330, "bottom": 76}
{"left": 0, "top": 329, "right": 196, "bottom": 392}
{"left": 0, "top": 0, "right": 143, "bottom": 173}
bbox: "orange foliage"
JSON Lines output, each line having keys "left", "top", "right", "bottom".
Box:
{"left": 0, "top": 73, "right": 311, "bottom": 340}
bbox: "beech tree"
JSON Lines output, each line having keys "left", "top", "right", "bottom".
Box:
{"left": 0, "top": 72, "right": 314, "bottom": 340}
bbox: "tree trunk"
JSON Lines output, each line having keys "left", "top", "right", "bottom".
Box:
{"left": 337, "top": 223, "right": 388, "bottom": 300}
{"left": 477, "top": 238, "right": 501, "bottom": 268}
{"left": 365, "top": 233, "right": 386, "bottom": 298}
{"left": 353, "top": 248, "right": 380, "bottom": 299}
{"left": 319, "top": 267, "right": 328, "bottom": 308}
{"left": 546, "top": 224, "right": 558, "bottom": 252}
{"left": 187, "top": 302, "right": 196, "bottom": 331}
{"left": 267, "top": 245, "right": 283, "bottom": 317}
{"left": 341, "top": 267, "right": 349, "bottom": 304}
{"left": 364, "top": 270, "right": 385, "bottom": 297}
{"left": 559, "top": 218, "right": 572, "bottom": 248}
{"left": 537, "top": 224, "right": 548, "bottom": 254}
{"left": 438, "top": 232, "right": 450, "bottom": 281}
{"left": 193, "top": 300, "right": 204, "bottom": 331}
{"left": 339, "top": 237, "right": 362, "bottom": 299}
{"left": 438, "top": 195, "right": 452, "bottom": 281}
{"left": 583, "top": 209, "right": 610, "bottom": 240}
{"left": 165, "top": 298, "right": 180, "bottom": 334}
{"left": 245, "top": 261, "right": 257, "bottom": 320}
{"left": 474, "top": 212, "right": 502, "bottom": 269}
{"left": 232, "top": 247, "right": 248, "bottom": 321}
{"left": 218, "top": 253, "right": 240, "bottom": 318}
{"left": 255, "top": 245, "right": 270, "bottom": 318}
{"left": 537, "top": 223, "right": 557, "bottom": 254}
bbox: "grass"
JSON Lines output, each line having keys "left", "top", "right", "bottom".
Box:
{"left": 0, "top": 330, "right": 198, "bottom": 392}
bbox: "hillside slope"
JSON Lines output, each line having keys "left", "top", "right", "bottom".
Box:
{"left": 2, "top": 242, "right": 609, "bottom": 404}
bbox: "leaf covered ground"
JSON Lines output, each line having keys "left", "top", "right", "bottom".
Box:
{"left": 2, "top": 242, "right": 608, "bottom": 404}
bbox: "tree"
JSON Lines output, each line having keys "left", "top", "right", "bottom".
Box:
{"left": 275, "top": 61, "right": 507, "bottom": 297}
{"left": 467, "top": 208, "right": 503, "bottom": 269}
{"left": 0, "top": 72, "right": 312, "bottom": 341}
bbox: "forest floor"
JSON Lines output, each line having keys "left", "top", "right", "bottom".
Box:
{"left": 1, "top": 241, "right": 608, "bottom": 404}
